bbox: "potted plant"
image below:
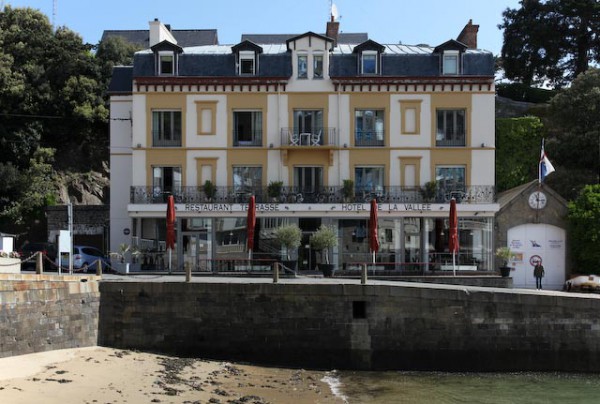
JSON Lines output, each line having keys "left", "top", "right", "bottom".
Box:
{"left": 495, "top": 246, "right": 513, "bottom": 277}
{"left": 267, "top": 181, "right": 283, "bottom": 201}
{"left": 421, "top": 180, "right": 437, "bottom": 202}
{"left": 109, "top": 243, "right": 140, "bottom": 273}
{"left": 342, "top": 179, "right": 355, "bottom": 202}
{"left": 310, "top": 224, "right": 338, "bottom": 277}
{"left": 274, "top": 223, "right": 302, "bottom": 272}
{"left": 203, "top": 180, "right": 217, "bottom": 201}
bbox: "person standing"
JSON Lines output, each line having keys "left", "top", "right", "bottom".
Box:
{"left": 534, "top": 262, "right": 545, "bottom": 290}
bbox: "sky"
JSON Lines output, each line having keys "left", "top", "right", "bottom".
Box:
{"left": 4, "top": 0, "right": 522, "bottom": 55}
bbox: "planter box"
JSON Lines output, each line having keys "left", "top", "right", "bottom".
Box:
{"left": 0, "top": 257, "right": 20, "bottom": 273}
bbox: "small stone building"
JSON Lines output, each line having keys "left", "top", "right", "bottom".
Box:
{"left": 46, "top": 205, "right": 109, "bottom": 253}
{"left": 495, "top": 181, "right": 569, "bottom": 290}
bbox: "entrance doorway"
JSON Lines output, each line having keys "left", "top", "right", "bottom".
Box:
{"left": 182, "top": 231, "right": 209, "bottom": 272}
{"left": 299, "top": 218, "right": 321, "bottom": 271}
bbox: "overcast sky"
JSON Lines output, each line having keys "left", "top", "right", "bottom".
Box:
{"left": 4, "top": 0, "right": 522, "bottom": 54}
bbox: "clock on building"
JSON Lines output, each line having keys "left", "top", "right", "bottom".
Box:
{"left": 528, "top": 191, "right": 547, "bottom": 210}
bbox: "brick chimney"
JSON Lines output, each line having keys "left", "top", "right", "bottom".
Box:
{"left": 326, "top": 16, "right": 339, "bottom": 46}
{"left": 457, "top": 19, "right": 479, "bottom": 49}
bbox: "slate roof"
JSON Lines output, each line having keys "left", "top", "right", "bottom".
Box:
{"left": 101, "top": 29, "right": 219, "bottom": 48}
{"left": 107, "top": 66, "right": 133, "bottom": 94}
{"left": 241, "top": 33, "right": 368, "bottom": 44}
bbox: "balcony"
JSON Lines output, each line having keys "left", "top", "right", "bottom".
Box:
{"left": 355, "top": 130, "right": 384, "bottom": 147}
{"left": 435, "top": 134, "right": 466, "bottom": 147}
{"left": 280, "top": 128, "right": 338, "bottom": 147}
{"left": 130, "top": 185, "right": 495, "bottom": 205}
{"left": 233, "top": 129, "right": 262, "bottom": 147}
{"left": 152, "top": 131, "right": 182, "bottom": 147}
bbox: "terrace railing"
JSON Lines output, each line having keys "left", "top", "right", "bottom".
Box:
{"left": 130, "top": 185, "right": 495, "bottom": 205}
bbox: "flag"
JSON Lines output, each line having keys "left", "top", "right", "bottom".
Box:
{"left": 539, "top": 140, "right": 555, "bottom": 183}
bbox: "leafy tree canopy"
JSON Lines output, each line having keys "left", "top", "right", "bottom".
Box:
{"left": 0, "top": 6, "right": 139, "bottom": 237}
{"left": 546, "top": 68, "right": 600, "bottom": 199}
{"left": 495, "top": 116, "right": 544, "bottom": 193}
{"left": 568, "top": 184, "right": 600, "bottom": 274}
{"left": 499, "top": 0, "right": 600, "bottom": 88}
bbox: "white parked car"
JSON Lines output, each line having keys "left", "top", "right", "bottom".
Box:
{"left": 564, "top": 275, "right": 600, "bottom": 292}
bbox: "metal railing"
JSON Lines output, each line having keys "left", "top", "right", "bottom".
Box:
{"left": 280, "top": 127, "right": 338, "bottom": 147}
{"left": 131, "top": 185, "right": 496, "bottom": 204}
{"left": 152, "top": 130, "right": 182, "bottom": 147}
{"left": 354, "top": 130, "right": 385, "bottom": 147}
{"left": 435, "top": 136, "right": 466, "bottom": 147}
{"left": 233, "top": 129, "right": 262, "bottom": 147}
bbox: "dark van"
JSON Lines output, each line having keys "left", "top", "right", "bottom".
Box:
{"left": 20, "top": 242, "right": 58, "bottom": 270}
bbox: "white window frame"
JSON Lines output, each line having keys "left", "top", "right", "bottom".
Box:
{"left": 158, "top": 51, "right": 175, "bottom": 75}
{"left": 435, "top": 165, "right": 466, "bottom": 191}
{"left": 152, "top": 109, "right": 182, "bottom": 147}
{"left": 361, "top": 51, "right": 378, "bottom": 75}
{"left": 442, "top": 51, "right": 459, "bottom": 75}
{"left": 239, "top": 51, "right": 256, "bottom": 75}
{"left": 436, "top": 109, "right": 466, "bottom": 146}
{"left": 313, "top": 52, "right": 324, "bottom": 79}
{"left": 297, "top": 53, "right": 308, "bottom": 79}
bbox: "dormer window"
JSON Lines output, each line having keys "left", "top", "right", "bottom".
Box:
{"left": 433, "top": 40, "right": 467, "bottom": 76}
{"left": 151, "top": 40, "right": 183, "bottom": 76}
{"left": 232, "top": 40, "right": 263, "bottom": 77}
{"left": 353, "top": 40, "right": 385, "bottom": 76}
{"left": 443, "top": 51, "right": 459, "bottom": 75}
{"left": 159, "top": 52, "right": 174, "bottom": 75}
{"left": 361, "top": 51, "right": 378, "bottom": 75}
{"left": 239, "top": 51, "right": 255, "bottom": 75}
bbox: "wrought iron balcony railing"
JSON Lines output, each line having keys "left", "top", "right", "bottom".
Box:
{"left": 354, "top": 130, "right": 385, "bottom": 147}
{"left": 280, "top": 127, "right": 338, "bottom": 147}
{"left": 131, "top": 185, "right": 495, "bottom": 205}
{"left": 435, "top": 134, "right": 466, "bottom": 147}
{"left": 152, "top": 130, "right": 182, "bottom": 147}
{"left": 233, "top": 129, "right": 263, "bottom": 147}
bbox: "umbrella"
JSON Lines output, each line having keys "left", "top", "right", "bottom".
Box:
{"left": 247, "top": 195, "right": 256, "bottom": 260}
{"left": 166, "top": 195, "right": 176, "bottom": 273}
{"left": 448, "top": 197, "right": 459, "bottom": 276}
{"left": 369, "top": 198, "right": 380, "bottom": 264}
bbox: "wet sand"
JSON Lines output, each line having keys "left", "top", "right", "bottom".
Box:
{"left": 0, "top": 347, "right": 345, "bottom": 403}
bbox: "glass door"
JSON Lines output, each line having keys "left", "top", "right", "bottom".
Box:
{"left": 294, "top": 166, "right": 322, "bottom": 193}
{"left": 403, "top": 218, "right": 421, "bottom": 271}
{"left": 182, "top": 231, "right": 209, "bottom": 272}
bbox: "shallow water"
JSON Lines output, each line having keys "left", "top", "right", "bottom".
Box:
{"left": 330, "top": 371, "right": 600, "bottom": 403}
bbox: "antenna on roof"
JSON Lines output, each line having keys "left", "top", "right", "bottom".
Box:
{"left": 331, "top": 2, "right": 340, "bottom": 21}
{"left": 52, "top": 0, "right": 57, "bottom": 30}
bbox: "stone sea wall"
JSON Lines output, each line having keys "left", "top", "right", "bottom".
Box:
{"left": 0, "top": 274, "right": 100, "bottom": 358}
{"left": 98, "top": 281, "right": 600, "bottom": 371}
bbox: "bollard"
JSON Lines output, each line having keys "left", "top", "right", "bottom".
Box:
{"left": 273, "top": 262, "right": 279, "bottom": 283}
{"left": 361, "top": 263, "right": 367, "bottom": 285}
{"left": 186, "top": 264, "right": 191, "bottom": 282}
{"left": 96, "top": 260, "right": 102, "bottom": 276}
{"left": 35, "top": 252, "right": 43, "bottom": 274}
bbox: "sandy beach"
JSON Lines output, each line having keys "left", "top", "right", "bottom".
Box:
{"left": 0, "top": 347, "right": 345, "bottom": 403}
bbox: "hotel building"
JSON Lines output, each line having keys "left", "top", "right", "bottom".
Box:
{"left": 109, "top": 17, "right": 497, "bottom": 273}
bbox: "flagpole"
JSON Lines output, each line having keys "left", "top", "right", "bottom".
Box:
{"left": 538, "top": 138, "right": 544, "bottom": 185}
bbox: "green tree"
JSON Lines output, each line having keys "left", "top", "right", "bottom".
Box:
{"left": 495, "top": 116, "right": 544, "bottom": 192}
{"left": 499, "top": 0, "right": 600, "bottom": 88}
{"left": 95, "top": 36, "right": 140, "bottom": 92}
{"left": 1, "top": 148, "right": 57, "bottom": 228}
{"left": 568, "top": 185, "right": 600, "bottom": 274}
{"left": 546, "top": 68, "right": 600, "bottom": 199}
{"left": 0, "top": 6, "right": 113, "bottom": 236}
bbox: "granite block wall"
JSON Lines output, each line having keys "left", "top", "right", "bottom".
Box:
{"left": 98, "top": 281, "right": 600, "bottom": 371}
{"left": 0, "top": 274, "right": 100, "bottom": 358}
